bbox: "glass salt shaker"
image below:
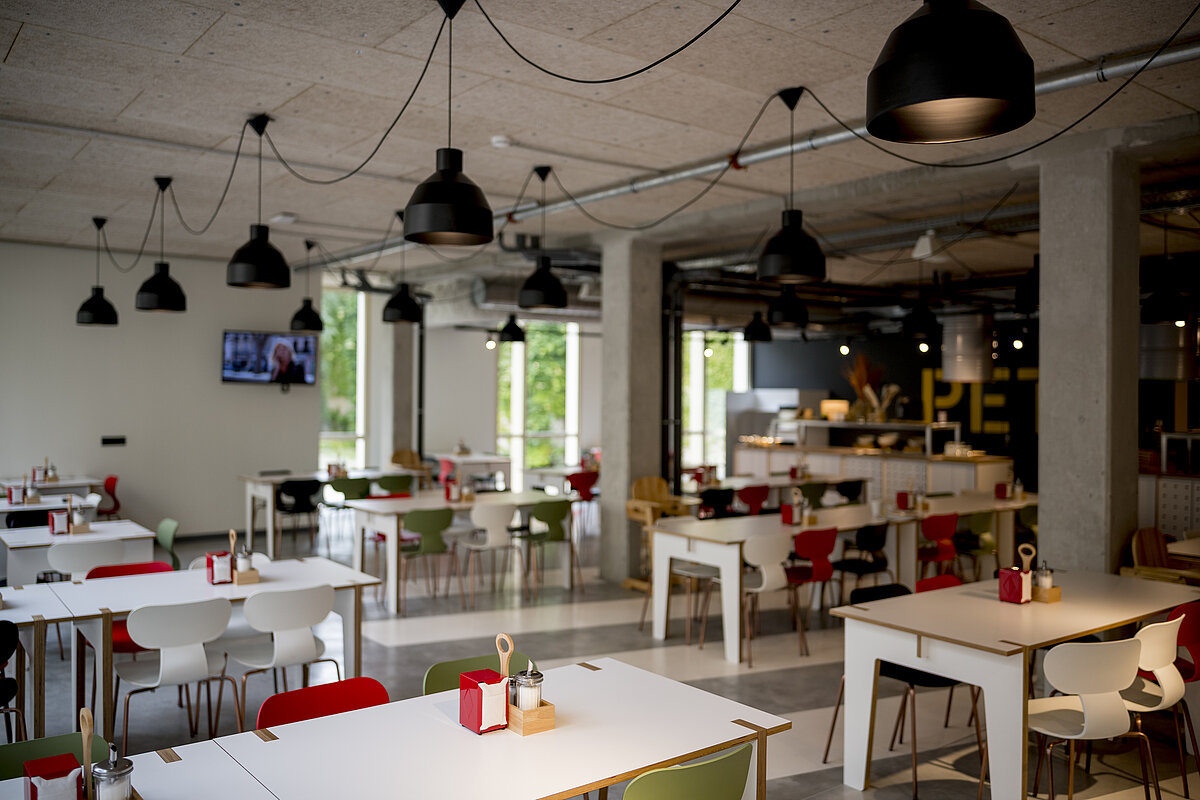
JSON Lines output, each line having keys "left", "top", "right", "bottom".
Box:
{"left": 512, "top": 663, "right": 544, "bottom": 711}
{"left": 92, "top": 742, "right": 133, "bottom": 800}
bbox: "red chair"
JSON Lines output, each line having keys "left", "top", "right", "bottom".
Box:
{"left": 917, "top": 513, "right": 959, "bottom": 579}
{"left": 438, "top": 459, "right": 456, "bottom": 486}
{"left": 736, "top": 485, "right": 769, "bottom": 516}
{"left": 567, "top": 471, "right": 600, "bottom": 535}
{"left": 785, "top": 526, "right": 838, "bottom": 647}
{"left": 97, "top": 475, "right": 120, "bottom": 519}
{"left": 256, "top": 676, "right": 389, "bottom": 729}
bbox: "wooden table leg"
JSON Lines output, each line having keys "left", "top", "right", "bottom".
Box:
{"left": 100, "top": 610, "right": 114, "bottom": 741}
{"left": 733, "top": 720, "right": 770, "bottom": 800}
{"left": 32, "top": 616, "right": 46, "bottom": 739}
{"left": 14, "top": 636, "right": 26, "bottom": 731}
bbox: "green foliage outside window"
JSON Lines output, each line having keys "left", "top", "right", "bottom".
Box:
{"left": 525, "top": 323, "right": 566, "bottom": 469}
{"left": 320, "top": 290, "right": 357, "bottom": 433}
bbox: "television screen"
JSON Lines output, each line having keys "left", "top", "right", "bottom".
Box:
{"left": 222, "top": 330, "right": 318, "bottom": 385}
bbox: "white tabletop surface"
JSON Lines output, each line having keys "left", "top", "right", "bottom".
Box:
{"left": 0, "top": 519, "right": 153, "bottom": 550}
{"left": 831, "top": 571, "right": 1200, "bottom": 656}
{"left": 47, "top": 556, "right": 379, "bottom": 619}
{"left": 216, "top": 658, "right": 787, "bottom": 800}
{"left": 429, "top": 452, "right": 512, "bottom": 465}
{"left": 653, "top": 503, "right": 886, "bottom": 544}
{"left": 238, "top": 467, "right": 421, "bottom": 484}
{"left": 344, "top": 489, "right": 573, "bottom": 515}
{"left": 0, "top": 583, "right": 74, "bottom": 624}
{"left": 1167, "top": 538, "right": 1200, "bottom": 560}
{"left": 0, "top": 495, "right": 98, "bottom": 514}
{"left": 689, "top": 473, "right": 862, "bottom": 493}
{"left": 0, "top": 475, "right": 101, "bottom": 489}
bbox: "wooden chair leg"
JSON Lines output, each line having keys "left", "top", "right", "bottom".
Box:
{"left": 907, "top": 686, "right": 919, "bottom": 797}
{"left": 890, "top": 689, "right": 907, "bottom": 751}
{"left": 698, "top": 580, "right": 715, "bottom": 649}
{"left": 1182, "top": 699, "right": 1200, "bottom": 796}
{"left": 1173, "top": 705, "right": 1190, "bottom": 800}
{"left": 944, "top": 683, "right": 956, "bottom": 728}
{"left": 822, "top": 675, "right": 845, "bottom": 764}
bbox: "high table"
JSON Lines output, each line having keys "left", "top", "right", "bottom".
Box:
{"left": 0, "top": 584, "right": 72, "bottom": 739}
{"left": 215, "top": 658, "right": 790, "bottom": 800}
{"left": 831, "top": 572, "right": 1200, "bottom": 800}
{"left": 48, "top": 556, "right": 379, "bottom": 742}
{"left": 238, "top": 468, "right": 422, "bottom": 559}
{"left": 0, "top": 519, "right": 155, "bottom": 588}
{"left": 0, "top": 475, "right": 103, "bottom": 495}
{"left": 345, "top": 490, "right": 576, "bottom": 614}
{"left": 428, "top": 452, "right": 512, "bottom": 488}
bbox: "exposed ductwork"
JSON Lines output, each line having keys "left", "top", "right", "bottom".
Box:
{"left": 470, "top": 276, "right": 601, "bottom": 319}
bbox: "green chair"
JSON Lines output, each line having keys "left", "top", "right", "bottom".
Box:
{"left": 0, "top": 733, "right": 109, "bottom": 780}
{"left": 329, "top": 477, "right": 370, "bottom": 500}
{"left": 422, "top": 651, "right": 531, "bottom": 695}
{"left": 799, "top": 482, "right": 827, "bottom": 510}
{"left": 513, "top": 500, "right": 582, "bottom": 596}
{"left": 399, "top": 509, "right": 463, "bottom": 616}
{"left": 623, "top": 742, "right": 752, "bottom": 800}
{"left": 376, "top": 475, "right": 413, "bottom": 496}
{"left": 156, "top": 517, "right": 180, "bottom": 570}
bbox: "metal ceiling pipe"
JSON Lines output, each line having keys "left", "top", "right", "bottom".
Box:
{"left": 316, "top": 39, "right": 1200, "bottom": 268}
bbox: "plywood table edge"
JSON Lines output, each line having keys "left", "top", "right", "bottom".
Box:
{"left": 830, "top": 609, "right": 1022, "bottom": 656}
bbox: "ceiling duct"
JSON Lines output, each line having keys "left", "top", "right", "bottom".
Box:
{"left": 1140, "top": 322, "right": 1199, "bottom": 380}
{"left": 471, "top": 276, "right": 600, "bottom": 319}
{"left": 941, "top": 312, "right": 994, "bottom": 382}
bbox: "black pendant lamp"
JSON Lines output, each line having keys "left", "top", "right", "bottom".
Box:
{"left": 135, "top": 177, "right": 187, "bottom": 312}
{"left": 383, "top": 212, "right": 423, "bottom": 324}
{"left": 290, "top": 240, "right": 324, "bottom": 332}
{"left": 758, "top": 88, "right": 826, "bottom": 284}
{"left": 228, "top": 115, "right": 291, "bottom": 288}
{"left": 767, "top": 287, "right": 809, "bottom": 328}
{"left": 866, "top": 0, "right": 1034, "bottom": 144}
{"left": 499, "top": 314, "right": 525, "bottom": 343}
{"left": 403, "top": 1, "right": 492, "bottom": 246}
{"left": 518, "top": 167, "right": 567, "bottom": 309}
{"left": 76, "top": 217, "right": 119, "bottom": 326}
{"left": 743, "top": 311, "right": 772, "bottom": 343}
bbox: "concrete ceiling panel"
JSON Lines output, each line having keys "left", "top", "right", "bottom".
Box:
{"left": 2, "top": 0, "right": 221, "bottom": 54}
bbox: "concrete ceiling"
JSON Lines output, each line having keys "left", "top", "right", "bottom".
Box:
{"left": 2, "top": 0, "right": 1200, "bottom": 295}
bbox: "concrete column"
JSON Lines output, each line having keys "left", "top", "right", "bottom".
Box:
{"left": 1038, "top": 143, "right": 1139, "bottom": 572}
{"left": 599, "top": 234, "right": 662, "bottom": 582}
{"left": 391, "top": 321, "right": 416, "bottom": 455}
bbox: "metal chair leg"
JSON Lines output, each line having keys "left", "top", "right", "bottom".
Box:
{"left": 822, "top": 675, "right": 845, "bottom": 764}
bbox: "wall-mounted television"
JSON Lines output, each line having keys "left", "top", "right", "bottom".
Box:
{"left": 222, "top": 330, "right": 318, "bottom": 385}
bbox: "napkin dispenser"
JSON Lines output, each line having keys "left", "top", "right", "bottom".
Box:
{"left": 7, "top": 486, "right": 24, "bottom": 504}
{"left": 48, "top": 510, "right": 70, "bottom": 536}
{"left": 459, "top": 669, "right": 508, "bottom": 734}
{"left": 999, "top": 543, "right": 1036, "bottom": 604}
{"left": 24, "top": 753, "right": 82, "bottom": 800}
{"left": 206, "top": 551, "right": 233, "bottom": 584}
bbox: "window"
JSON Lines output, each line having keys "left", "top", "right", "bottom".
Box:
{"left": 319, "top": 290, "right": 365, "bottom": 467}
{"left": 681, "top": 331, "right": 749, "bottom": 478}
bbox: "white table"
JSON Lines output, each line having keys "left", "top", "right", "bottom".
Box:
{"left": 216, "top": 658, "right": 790, "bottom": 800}
{"left": 238, "top": 468, "right": 422, "bottom": 559}
{"left": 48, "top": 556, "right": 379, "bottom": 742}
{"left": 0, "top": 475, "right": 102, "bottom": 495}
{"left": 1168, "top": 538, "right": 1200, "bottom": 561}
{"left": 345, "top": 490, "right": 575, "bottom": 614}
{"left": 0, "top": 584, "right": 73, "bottom": 739}
{"left": 831, "top": 571, "right": 1200, "bottom": 800}
{"left": 429, "top": 452, "right": 512, "bottom": 488}
{"left": 0, "top": 494, "right": 97, "bottom": 518}
{"left": 0, "top": 520, "right": 155, "bottom": 588}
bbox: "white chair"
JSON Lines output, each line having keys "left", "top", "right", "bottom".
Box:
{"left": 222, "top": 585, "right": 341, "bottom": 728}
{"left": 698, "top": 533, "right": 795, "bottom": 667}
{"left": 117, "top": 597, "right": 242, "bottom": 755}
{"left": 459, "top": 503, "right": 525, "bottom": 606}
{"left": 1026, "top": 638, "right": 1159, "bottom": 800}
{"left": 1122, "top": 616, "right": 1194, "bottom": 797}
{"left": 84, "top": 492, "right": 104, "bottom": 521}
{"left": 47, "top": 539, "right": 125, "bottom": 581}
{"left": 186, "top": 554, "right": 274, "bottom": 643}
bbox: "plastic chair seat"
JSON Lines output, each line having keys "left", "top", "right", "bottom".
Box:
{"left": 1027, "top": 694, "right": 1087, "bottom": 739}
{"left": 917, "top": 541, "right": 957, "bottom": 562}
{"left": 115, "top": 648, "right": 229, "bottom": 688}
{"left": 224, "top": 630, "right": 326, "bottom": 671}
{"left": 1120, "top": 676, "right": 1168, "bottom": 712}
{"left": 786, "top": 563, "right": 833, "bottom": 584}
{"left": 256, "top": 677, "right": 389, "bottom": 729}
{"left": 831, "top": 557, "right": 889, "bottom": 576}
{"left": 672, "top": 561, "right": 719, "bottom": 581}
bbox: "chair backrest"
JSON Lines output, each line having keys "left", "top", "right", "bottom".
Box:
{"left": 1134, "top": 616, "right": 1186, "bottom": 709}
{"left": 376, "top": 475, "right": 413, "bottom": 496}
{"left": 0, "top": 733, "right": 109, "bottom": 780}
{"left": 849, "top": 582, "right": 911, "bottom": 604}
{"left": 630, "top": 476, "right": 671, "bottom": 503}
{"left": 566, "top": 471, "right": 599, "bottom": 500}
{"left": 470, "top": 503, "right": 517, "bottom": 548}
{"left": 836, "top": 480, "right": 865, "bottom": 504}
{"left": 85, "top": 492, "right": 104, "bottom": 508}
{"left": 965, "top": 511, "right": 993, "bottom": 535}
{"left": 1042, "top": 638, "right": 1140, "bottom": 740}
{"left": 438, "top": 459, "right": 456, "bottom": 485}
{"left": 799, "top": 482, "right": 827, "bottom": 509}
{"left": 5, "top": 510, "right": 45, "bottom": 528}
{"left": 1132, "top": 527, "right": 1171, "bottom": 569}
{"left": 921, "top": 512, "right": 958, "bottom": 543}
{"left": 0, "top": 620, "right": 17, "bottom": 665}
{"left": 699, "top": 488, "right": 735, "bottom": 519}
{"left": 736, "top": 485, "right": 770, "bottom": 515}
{"left": 100, "top": 475, "right": 120, "bottom": 515}
{"left": 531, "top": 500, "right": 572, "bottom": 541}
{"left": 330, "top": 477, "right": 370, "bottom": 500}
{"left": 743, "top": 533, "right": 792, "bottom": 593}
{"left": 391, "top": 449, "right": 423, "bottom": 469}
{"left": 156, "top": 517, "right": 180, "bottom": 569}
{"left": 916, "top": 574, "right": 963, "bottom": 592}
{"left": 278, "top": 480, "right": 322, "bottom": 513}
{"left": 623, "top": 742, "right": 752, "bottom": 800}
{"left": 242, "top": 585, "right": 335, "bottom": 669}
{"left": 47, "top": 539, "right": 126, "bottom": 580}
{"left": 793, "top": 527, "right": 838, "bottom": 582}
{"left": 125, "top": 598, "right": 233, "bottom": 685}
{"left": 403, "top": 508, "right": 454, "bottom": 555}
{"left": 854, "top": 523, "right": 889, "bottom": 554}
{"left": 86, "top": 561, "right": 173, "bottom": 580}
{"left": 256, "top": 676, "right": 389, "bottom": 729}
{"left": 423, "top": 651, "right": 531, "bottom": 695}
{"left": 1170, "top": 601, "right": 1200, "bottom": 682}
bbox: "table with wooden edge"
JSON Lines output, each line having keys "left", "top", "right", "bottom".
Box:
{"left": 46, "top": 556, "right": 379, "bottom": 742}
{"left": 344, "top": 490, "right": 579, "bottom": 615}
{"left": 0, "top": 495, "right": 99, "bottom": 527}
{"left": 0, "top": 584, "right": 72, "bottom": 739}
{"left": 0, "top": 519, "right": 156, "bottom": 588}
{"left": 0, "top": 476, "right": 104, "bottom": 495}
{"left": 427, "top": 451, "right": 513, "bottom": 488}
{"left": 830, "top": 571, "right": 1200, "bottom": 800}
{"left": 238, "top": 467, "right": 424, "bottom": 560}
{"left": 216, "top": 658, "right": 790, "bottom": 800}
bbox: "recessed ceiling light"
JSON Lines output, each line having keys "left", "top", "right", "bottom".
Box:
{"left": 269, "top": 212, "right": 298, "bottom": 225}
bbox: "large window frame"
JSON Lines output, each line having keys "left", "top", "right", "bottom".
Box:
{"left": 681, "top": 330, "right": 749, "bottom": 478}
{"left": 318, "top": 290, "right": 366, "bottom": 468}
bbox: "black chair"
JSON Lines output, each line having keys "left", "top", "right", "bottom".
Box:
{"left": 0, "top": 621, "right": 23, "bottom": 742}
{"left": 698, "top": 488, "right": 740, "bottom": 519}
{"left": 5, "top": 511, "right": 45, "bottom": 529}
{"left": 835, "top": 480, "right": 865, "bottom": 504}
{"left": 275, "top": 479, "right": 323, "bottom": 550}
{"left": 831, "top": 523, "right": 893, "bottom": 602}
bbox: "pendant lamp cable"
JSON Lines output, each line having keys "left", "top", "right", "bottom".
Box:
{"left": 540, "top": 170, "right": 547, "bottom": 253}
{"left": 788, "top": 104, "right": 795, "bottom": 210}
{"left": 257, "top": 129, "right": 263, "bottom": 227}
{"left": 803, "top": 0, "right": 1200, "bottom": 170}
{"left": 94, "top": 223, "right": 102, "bottom": 285}
{"left": 473, "top": 0, "right": 742, "bottom": 84}
{"left": 314, "top": 211, "right": 400, "bottom": 275}
{"left": 448, "top": 18, "right": 453, "bottom": 150}
{"left": 168, "top": 120, "right": 249, "bottom": 235}
{"left": 101, "top": 189, "right": 160, "bottom": 273}
{"left": 263, "top": 16, "right": 446, "bottom": 185}
{"left": 159, "top": 184, "right": 165, "bottom": 261}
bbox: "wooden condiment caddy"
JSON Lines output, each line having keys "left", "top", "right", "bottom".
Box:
{"left": 507, "top": 700, "right": 555, "bottom": 736}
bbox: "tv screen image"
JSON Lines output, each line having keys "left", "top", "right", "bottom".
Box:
{"left": 222, "top": 331, "right": 318, "bottom": 385}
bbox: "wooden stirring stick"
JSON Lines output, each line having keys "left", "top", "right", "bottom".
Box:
{"left": 229, "top": 528, "right": 237, "bottom": 556}
{"left": 80, "top": 707, "right": 94, "bottom": 800}
{"left": 496, "top": 633, "right": 514, "bottom": 677}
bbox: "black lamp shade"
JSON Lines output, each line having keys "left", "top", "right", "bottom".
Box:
{"left": 518, "top": 257, "right": 567, "bottom": 309}
{"left": 135, "top": 262, "right": 187, "bottom": 312}
{"left": 290, "top": 297, "right": 324, "bottom": 331}
{"left": 499, "top": 314, "right": 525, "bottom": 343}
{"left": 227, "top": 224, "right": 291, "bottom": 288}
{"left": 403, "top": 148, "right": 493, "bottom": 246}
{"left": 744, "top": 311, "right": 772, "bottom": 343}
{"left": 767, "top": 288, "right": 809, "bottom": 328}
{"left": 866, "top": 0, "right": 1034, "bottom": 144}
{"left": 76, "top": 286, "right": 118, "bottom": 326}
{"left": 383, "top": 282, "right": 423, "bottom": 323}
{"left": 1142, "top": 291, "right": 1191, "bottom": 325}
{"left": 903, "top": 302, "right": 941, "bottom": 340}
{"left": 758, "top": 210, "right": 826, "bottom": 283}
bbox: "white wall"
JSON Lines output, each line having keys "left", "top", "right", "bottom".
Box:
{"left": 579, "top": 325, "right": 603, "bottom": 452}
{"left": 362, "top": 291, "right": 394, "bottom": 468}
{"left": 423, "top": 327, "right": 497, "bottom": 454}
{"left": 0, "top": 241, "right": 320, "bottom": 535}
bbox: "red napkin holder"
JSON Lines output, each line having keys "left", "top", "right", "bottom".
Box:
{"left": 30, "top": 466, "right": 46, "bottom": 483}
{"left": 206, "top": 551, "right": 233, "bottom": 584}
{"left": 48, "top": 510, "right": 70, "bottom": 535}
{"left": 999, "top": 567, "right": 1031, "bottom": 603}
{"left": 788, "top": 465, "right": 798, "bottom": 480}
{"left": 896, "top": 491, "right": 912, "bottom": 511}
{"left": 24, "top": 753, "right": 82, "bottom": 800}
{"left": 781, "top": 504, "right": 796, "bottom": 525}
{"left": 459, "top": 668, "right": 508, "bottom": 734}
{"left": 994, "top": 482, "right": 1011, "bottom": 500}
{"left": 7, "top": 486, "right": 24, "bottom": 504}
